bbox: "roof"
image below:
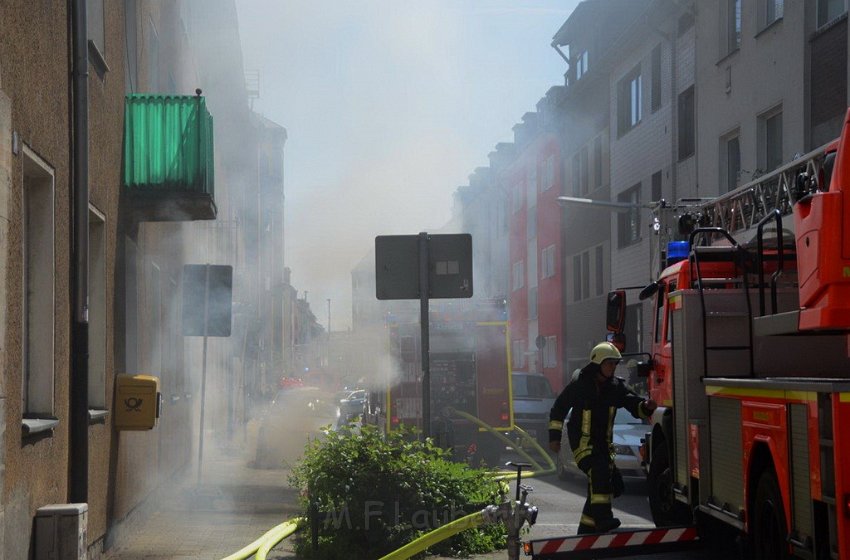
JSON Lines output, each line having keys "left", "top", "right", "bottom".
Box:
{"left": 552, "top": 0, "right": 651, "bottom": 47}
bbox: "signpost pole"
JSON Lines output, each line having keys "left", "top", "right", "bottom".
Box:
{"left": 197, "top": 263, "right": 210, "bottom": 483}
{"left": 418, "top": 232, "right": 430, "bottom": 440}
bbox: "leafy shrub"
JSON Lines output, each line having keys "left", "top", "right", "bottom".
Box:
{"left": 289, "top": 425, "right": 507, "bottom": 559}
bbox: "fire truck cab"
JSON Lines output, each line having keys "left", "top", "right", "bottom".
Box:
{"left": 605, "top": 110, "right": 850, "bottom": 559}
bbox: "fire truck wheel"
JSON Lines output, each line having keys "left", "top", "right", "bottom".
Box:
{"left": 752, "top": 470, "right": 789, "bottom": 560}
{"left": 646, "top": 443, "right": 690, "bottom": 526}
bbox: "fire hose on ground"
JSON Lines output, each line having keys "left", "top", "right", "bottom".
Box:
{"left": 219, "top": 517, "right": 303, "bottom": 560}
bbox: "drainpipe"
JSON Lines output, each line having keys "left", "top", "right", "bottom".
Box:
{"left": 70, "top": 0, "right": 90, "bottom": 504}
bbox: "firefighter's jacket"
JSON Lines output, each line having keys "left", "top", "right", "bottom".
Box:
{"left": 548, "top": 363, "right": 650, "bottom": 464}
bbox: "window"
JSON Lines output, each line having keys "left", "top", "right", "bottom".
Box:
{"left": 722, "top": 132, "right": 741, "bottom": 192}
{"left": 513, "top": 261, "right": 525, "bottom": 291}
{"left": 651, "top": 170, "right": 662, "bottom": 201}
{"left": 542, "top": 245, "right": 556, "bottom": 279}
{"left": 618, "top": 65, "right": 642, "bottom": 136}
{"left": 542, "top": 155, "right": 555, "bottom": 191}
{"left": 543, "top": 336, "right": 558, "bottom": 368}
{"left": 527, "top": 163, "right": 537, "bottom": 194}
{"left": 529, "top": 287, "right": 538, "bottom": 320}
{"left": 89, "top": 208, "right": 107, "bottom": 409}
{"left": 581, "top": 251, "right": 590, "bottom": 300}
{"left": 87, "top": 0, "right": 106, "bottom": 64}
{"left": 617, "top": 184, "right": 641, "bottom": 248}
{"left": 765, "top": 0, "right": 784, "bottom": 25}
{"left": 818, "top": 0, "right": 845, "bottom": 27}
{"left": 678, "top": 86, "right": 695, "bottom": 160}
{"left": 759, "top": 106, "right": 783, "bottom": 172}
{"left": 571, "top": 153, "right": 580, "bottom": 196}
{"left": 678, "top": 12, "right": 695, "bottom": 35}
{"left": 572, "top": 149, "right": 589, "bottom": 195}
{"left": 512, "top": 339, "right": 526, "bottom": 369}
{"left": 22, "top": 147, "right": 56, "bottom": 417}
{"left": 575, "top": 50, "right": 589, "bottom": 81}
{"left": 124, "top": 238, "right": 139, "bottom": 373}
{"left": 148, "top": 262, "right": 162, "bottom": 382}
{"left": 651, "top": 45, "right": 662, "bottom": 113}
{"left": 595, "top": 245, "right": 604, "bottom": 296}
{"left": 571, "top": 250, "right": 593, "bottom": 301}
{"left": 726, "top": 0, "right": 742, "bottom": 54}
{"left": 580, "top": 147, "right": 589, "bottom": 195}
{"left": 512, "top": 182, "right": 523, "bottom": 213}
{"left": 594, "top": 135, "right": 603, "bottom": 189}
{"left": 573, "top": 254, "right": 582, "bottom": 302}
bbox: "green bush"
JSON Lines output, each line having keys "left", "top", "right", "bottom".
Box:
{"left": 289, "top": 425, "right": 507, "bottom": 559}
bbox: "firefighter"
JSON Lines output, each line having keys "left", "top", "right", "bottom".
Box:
{"left": 548, "top": 341, "right": 657, "bottom": 534}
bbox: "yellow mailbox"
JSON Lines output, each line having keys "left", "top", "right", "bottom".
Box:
{"left": 114, "top": 374, "right": 161, "bottom": 430}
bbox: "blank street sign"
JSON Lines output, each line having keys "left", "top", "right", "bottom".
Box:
{"left": 375, "top": 234, "right": 473, "bottom": 300}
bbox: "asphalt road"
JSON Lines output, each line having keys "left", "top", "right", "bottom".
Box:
{"left": 491, "top": 452, "right": 745, "bottom": 560}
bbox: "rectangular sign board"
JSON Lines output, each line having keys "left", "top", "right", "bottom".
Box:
{"left": 375, "top": 233, "right": 473, "bottom": 300}
{"left": 182, "top": 264, "right": 233, "bottom": 336}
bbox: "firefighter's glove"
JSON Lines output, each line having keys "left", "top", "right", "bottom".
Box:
{"left": 641, "top": 399, "right": 658, "bottom": 415}
{"left": 548, "top": 440, "right": 561, "bottom": 454}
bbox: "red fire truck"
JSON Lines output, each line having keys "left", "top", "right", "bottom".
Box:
{"left": 613, "top": 112, "right": 850, "bottom": 560}
{"left": 526, "top": 110, "right": 850, "bottom": 560}
{"left": 368, "top": 300, "right": 513, "bottom": 466}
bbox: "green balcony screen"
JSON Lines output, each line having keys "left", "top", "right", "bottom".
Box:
{"left": 122, "top": 94, "right": 214, "bottom": 197}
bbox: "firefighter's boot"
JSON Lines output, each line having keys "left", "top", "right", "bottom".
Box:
{"left": 595, "top": 517, "right": 621, "bottom": 533}
{"left": 577, "top": 514, "right": 596, "bottom": 535}
{"left": 590, "top": 503, "right": 620, "bottom": 533}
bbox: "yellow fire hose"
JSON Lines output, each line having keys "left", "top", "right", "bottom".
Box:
{"left": 254, "top": 520, "right": 301, "bottom": 560}
{"left": 377, "top": 511, "right": 488, "bottom": 560}
{"left": 449, "top": 408, "right": 556, "bottom": 475}
{"left": 219, "top": 517, "right": 303, "bottom": 560}
{"left": 513, "top": 425, "right": 556, "bottom": 472}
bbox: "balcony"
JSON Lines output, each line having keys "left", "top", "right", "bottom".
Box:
{"left": 122, "top": 93, "right": 216, "bottom": 222}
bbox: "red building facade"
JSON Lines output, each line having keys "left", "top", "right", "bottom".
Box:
{"left": 503, "top": 102, "right": 565, "bottom": 392}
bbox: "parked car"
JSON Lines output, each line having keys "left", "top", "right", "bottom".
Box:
{"left": 511, "top": 371, "right": 555, "bottom": 446}
{"left": 556, "top": 407, "right": 649, "bottom": 482}
{"left": 254, "top": 386, "right": 337, "bottom": 468}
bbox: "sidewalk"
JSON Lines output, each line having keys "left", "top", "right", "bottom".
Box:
{"left": 102, "top": 427, "right": 517, "bottom": 560}
{"left": 104, "top": 436, "right": 301, "bottom": 560}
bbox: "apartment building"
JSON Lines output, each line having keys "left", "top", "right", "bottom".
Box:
{"left": 607, "top": 0, "right": 697, "bottom": 351}
{"left": 552, "top": 0, "right": 647, "bottom": 376}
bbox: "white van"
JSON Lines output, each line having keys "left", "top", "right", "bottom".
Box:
{"left": 510, "top": 371, "right": 555, "bottom": 446}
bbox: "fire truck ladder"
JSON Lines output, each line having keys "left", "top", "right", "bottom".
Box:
{"left": 688, "top": 227, "right": 754, "bottom": 377}
{"left": 525, "top": 526, "right": 702, "bottom": 559}
{"left": 695, "top": 142, "right": 828, "bottom": 238}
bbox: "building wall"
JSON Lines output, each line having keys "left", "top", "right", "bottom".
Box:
{"left": 0, "top": 62, "right": 12, "bottom": 560}
{"left": 1, "top": 3, "right": 74, "bottom": 556}
{"left": 609, "top": 6, "right": 695, "bottom": 351}
{"left": 534, "top": 135, "right": 564, "bottom": 390}
{"left": 696, "top": 0, "right": 808, "bottom": 198}
{"left": 85, "top": 0, "right": 127, "bottom": 546}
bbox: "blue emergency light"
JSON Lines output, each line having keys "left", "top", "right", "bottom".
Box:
{"left": 666, "top": 241, "right": 690, "bottom": 267}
